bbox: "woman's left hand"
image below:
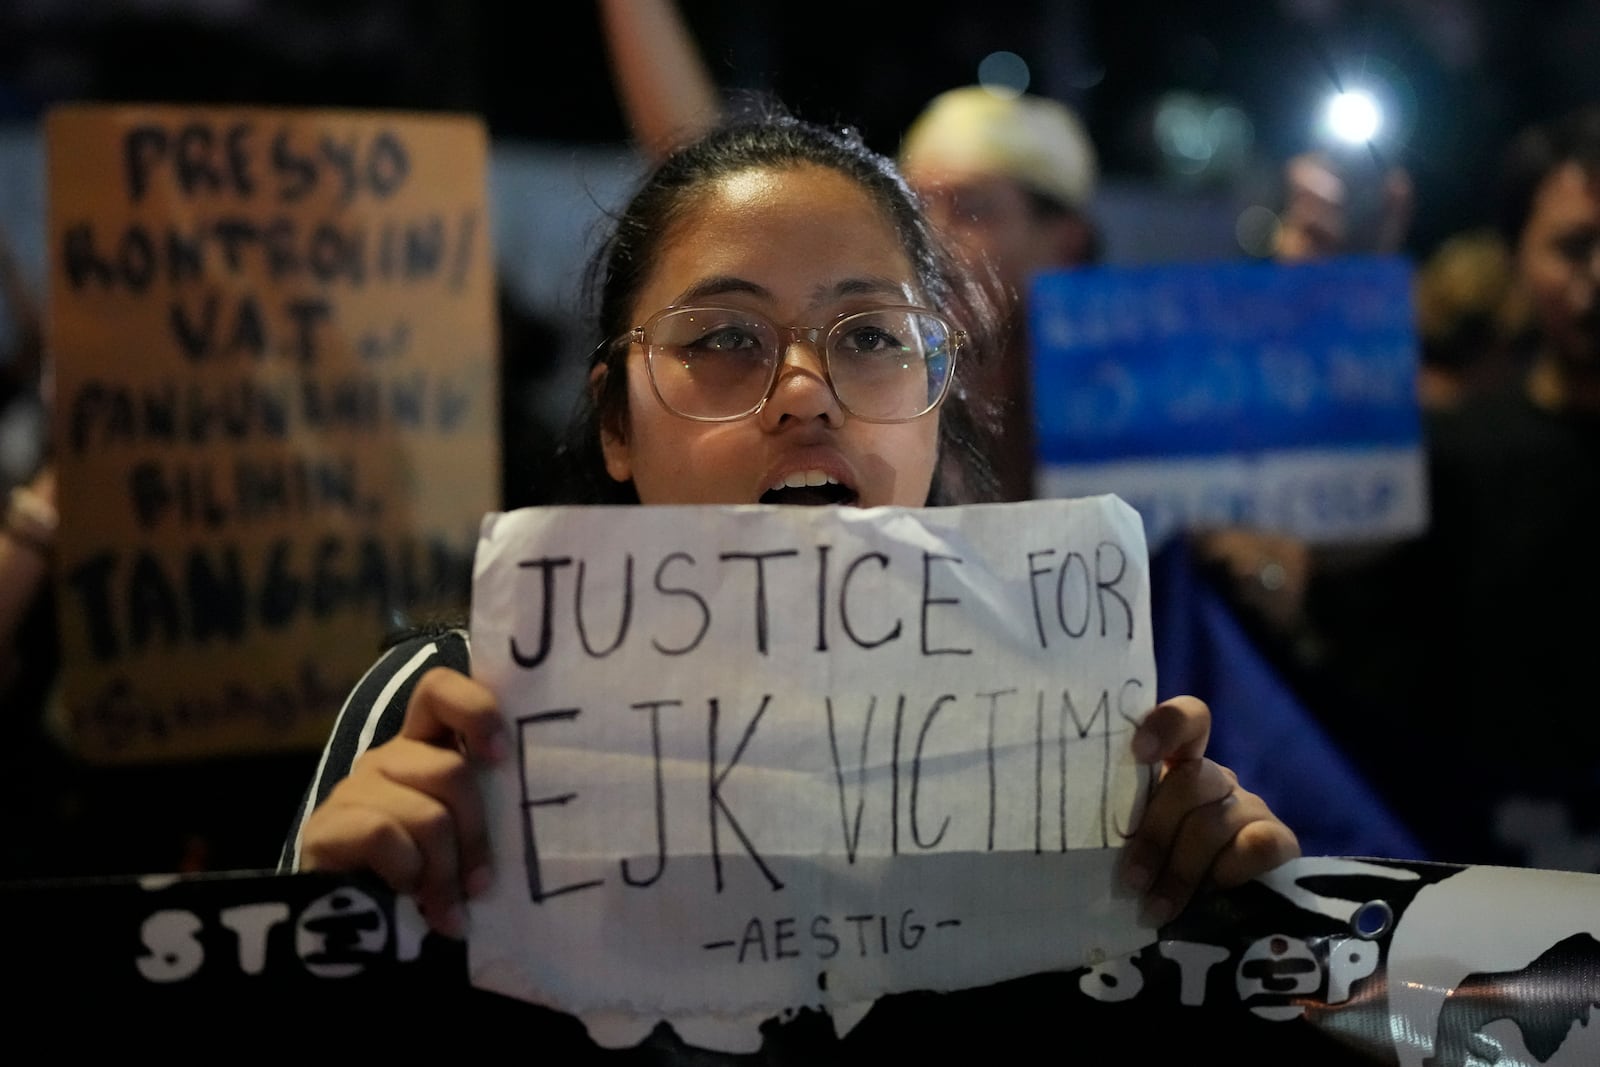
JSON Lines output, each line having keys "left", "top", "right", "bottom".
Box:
{"left": 1119, "top": 695, "right": 1300, "bottom": 927}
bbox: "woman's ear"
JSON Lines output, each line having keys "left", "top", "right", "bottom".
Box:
{"left": 591, "top": 363, "right": 633, "bottom": 484}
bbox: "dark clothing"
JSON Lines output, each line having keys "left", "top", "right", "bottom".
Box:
{"left": 1300, "top": 388, "right": 1600, "bottom": 870}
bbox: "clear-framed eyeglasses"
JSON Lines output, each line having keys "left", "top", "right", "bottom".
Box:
{"left": 603, "top": 304, "right": 965, "bottom": 423}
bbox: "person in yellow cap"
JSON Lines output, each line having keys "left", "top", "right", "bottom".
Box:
{"left": 896, "top": 86, "right": 1105, "bottom": 499}
{"left": 898, "top": 85, "right": 1102, "bottom": 303}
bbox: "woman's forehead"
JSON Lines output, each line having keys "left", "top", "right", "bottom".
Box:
{"left": 639, "top": 164, "right": 920, "bottom": 314}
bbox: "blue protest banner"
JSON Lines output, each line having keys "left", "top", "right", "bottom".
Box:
{"left": 1029, "top": 256, "right": 1426, "bottom": 546}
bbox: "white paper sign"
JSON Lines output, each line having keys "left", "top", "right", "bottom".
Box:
{"left": 467, "top": 497, "right": 1157, "bottom": 1028}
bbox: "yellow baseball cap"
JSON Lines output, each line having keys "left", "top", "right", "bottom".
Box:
{"left": 899, "top": 85, "right": 1099, "bottom": 210}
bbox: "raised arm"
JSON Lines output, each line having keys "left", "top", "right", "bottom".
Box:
{"left": 597, "top": 0, "right": 722, "bottom": 162}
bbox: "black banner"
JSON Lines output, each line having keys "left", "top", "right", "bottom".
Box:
{"left": 8, "top": 857, "right": 1595, "bottom": 1064}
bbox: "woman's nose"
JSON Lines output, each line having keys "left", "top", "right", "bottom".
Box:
{"left": 759, "top": 339, "right": 843, "bottom": 428}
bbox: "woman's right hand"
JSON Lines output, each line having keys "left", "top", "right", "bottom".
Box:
{"left": 298, "top": 667, "right": 507, "bottom": 937}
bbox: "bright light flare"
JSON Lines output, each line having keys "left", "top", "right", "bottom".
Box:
{"left": 1326, "top": 90, "right": 1382, "bottom": 145}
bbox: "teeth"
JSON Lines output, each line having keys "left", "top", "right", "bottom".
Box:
{"left": 770, "top": 470, "right": 839, "bottom": 491}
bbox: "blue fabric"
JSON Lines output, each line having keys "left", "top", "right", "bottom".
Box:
{"left": 1150, "top": 538, "right": 1429, "bottom": 861}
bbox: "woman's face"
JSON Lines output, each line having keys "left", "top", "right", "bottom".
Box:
{"left": 601, "top": 164, "right": 942, "bottom": 507}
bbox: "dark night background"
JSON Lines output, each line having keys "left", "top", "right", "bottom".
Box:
{"left": 0, "top": 0, "right": 1597, "bottom": 258}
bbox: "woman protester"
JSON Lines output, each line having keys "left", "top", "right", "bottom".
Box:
{"left": 281, "top": 110, "right": 1299, "bottom": 1054}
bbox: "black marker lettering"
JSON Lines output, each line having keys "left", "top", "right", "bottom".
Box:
{"left": 225, "top": 293, "right": 266, "bottom": 357}
{"left": 128, "top": 461, "right": 169, "bottom": 528}
{"left": 225, "top": 121, "right": 255, "bottom": 198}
{"left": 1034, "top": 690, "right": 1044, "bottom": 854}
{"left": 621, "top": 699, "right": 678, "bottom": 888}
{"left": 811, "top": 916, "right": 840, "bottom": 959}
{"left": 320, "top": 135, "right": 357, "bottom": 203}
{"left": 736, "top": 917, "right": 767, "bottom": 963}
{"left": 1062, "top": 688, "right": 1117, "bottom": 847}
{"left": 124, "top": 124, "right": 168, "bottom": 203}
{"left": 367, "top": 130, "right": 410, "bottom": 197}
{"left": 117, "top": 227, "right": 156, "bottom": 292}
{"left": 509, "top": 557, "right": 572, "bottom": 668}
{"left": 62, "top": 225, "right": 114, "bottom": 291}
{"left": 169, "top": 292, "right": 219, "bottom": 359}
{"left": 774, "top": 917, "right": 799, "bottom": 959}
{"left": 1096, "top": 540, "right": 1135, "bottom": 639}
{"left": 891, "top": 695, "right": 905, "bottom": 855}
{"left": 978, "top": 688, "right": 1017, "bottom": 851}
{"left": 575, "top": 555, "right": 632, "bottom": 658}
{"left": 719, "top": 550, "right": 798, "bottom": 654}
{"left": 708, "top": 695, "right": 782, "bottom": 891}
{"left": 920, "top": 552, "right": 970, "bottom": 655}
{"left": 899, "top": 909, "right": 925, "bottom": 950}
{"left": 130, "top": 550, "right": 183, "bottom": 651}
{"left": 168, "top": 226, "right": 204, "bottom": 282}
{"left": 1057, "top": 687, "right": 1106, "bottom": 848}
{"left": 845, "top": 914, "right": 875, "bottom": 957}
{"left": 271, "top": 127, "right": 316, "bottom": 203}
{"left": 517, "top": 709, "right": 603, "bottom": 902}
{"left": 814, "top": 545, "right": 829, "bottom": 652}
{"left": 1058, "top": 691, "right": 1069, "bottom": 852}
{"left": 283, "top": 298, "right": 332, "bottom": 364}
{"left": 840, "top": 551, "right": 901, "bottom": 649}
{"left": 651, "top": 552, "right": 709, "bottom": 655}
{"left": 911, "top": 694, "right": 953, "bottom": 849}
{"left": 1027, "top": 548, "right": 1057, "bottom": 648}
{"left": 824, "top": 696, "right": 875, "bottom": 864}
{"left": 308, "top": 223, "right": 350, "bottom": 284}
{"left": 403, "top": 217, "right": 444, "bottom": 280}
{"left": 1112, "top": 685, "right": 1150, "bottom": 840}
{"left": 187, "top": 544, "right": 246, "bottom": 643}
{"left": 1056, "top": 551, "right": 1091, "bottom": 637}
{"left": 175, "top": 123, "right": 224, "bottom": 197}
{"left": 212, "top": 219, "right": 257, "bottom": 273}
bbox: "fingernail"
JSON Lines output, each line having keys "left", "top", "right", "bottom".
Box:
{"left": 465, "top": 864, "right": 494, "bottom": 898}
{"left": 1138, "top": 894, "right": 1175, "bottom": 930}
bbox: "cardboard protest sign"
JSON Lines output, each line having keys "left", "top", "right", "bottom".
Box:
{"left": 466, "top": 497, "right": 1157, "bottom": 1030}
{"left": 46, "top": 104, "right": 497, "bottom": 763}
{"left": 1030, "top": 256, "right": 1426, "bottom": 548}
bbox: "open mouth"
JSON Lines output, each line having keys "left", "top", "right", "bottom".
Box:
{"left": 759, "top": 471, "right": 859, "bottom": 506}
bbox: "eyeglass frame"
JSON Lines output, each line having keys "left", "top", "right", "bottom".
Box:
{"left": 595, "top": 303, "right": 967, "bottom": 424}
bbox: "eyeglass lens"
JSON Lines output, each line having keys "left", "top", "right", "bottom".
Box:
{"left": 644, "top": 307, "right": 954, "bottom": 420}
